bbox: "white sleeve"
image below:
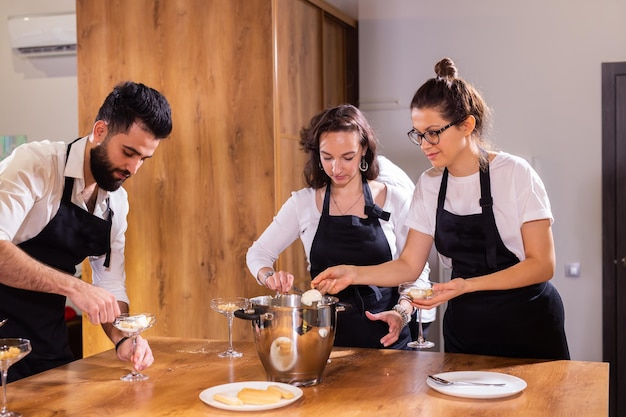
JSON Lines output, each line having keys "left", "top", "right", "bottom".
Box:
{"left": 405, "top": 169, "right": 440, "bottom": 237}
{"left": 518, "top": 162, "right": 553, "bottom": 225}
{"left": 383, "top": 184, "right": 412, "bottom": 258}
{"left": 246, "top": 192, "right": 305, "bottom": 285}
{"left": 89, "top": 190, "right": 129, "bottom": 304}
{"left": 376, "top": 155, "right": 415, "bottom": 193}
{"left": 0, "top": 143, "right": 60, "bottom": 242}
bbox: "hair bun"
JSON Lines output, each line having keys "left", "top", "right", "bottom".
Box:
{"left": 434, "top": 58, "right": 458, "bottom": 79}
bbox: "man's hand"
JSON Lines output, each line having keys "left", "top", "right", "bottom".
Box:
{"left": 115, "top": 335, "right": 154, "bottom": 371}
{"left": 68, "top": 282, "right": 121, "bottom": 324}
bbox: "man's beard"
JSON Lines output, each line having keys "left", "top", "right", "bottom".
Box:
{"left": 90, "top": 143, "right": 131, "bottom": 192}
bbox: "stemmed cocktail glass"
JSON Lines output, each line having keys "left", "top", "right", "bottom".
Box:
{"left": 0, "top": 338, "right": 31, "bottom": 417}
{"left": 112, "top": 313, "right": 156, "bottom": 381}
{"left": 399, "top": 281, "right": 435, "bottom": 349}
{"left": 210, "top": 297, "right": 249, "bottom": 358}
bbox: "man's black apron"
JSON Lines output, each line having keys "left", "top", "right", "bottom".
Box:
{"left": 434, "top": 166, "right": 570, "bottom": 360}
{"left": 0, "top": 139, "right": 112, "bottom": 381}
{"left": 310, "top": 177, "right": 412, "bottom": 349}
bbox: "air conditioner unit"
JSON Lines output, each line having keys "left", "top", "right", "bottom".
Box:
{"left": 7, "top": 12, "right": 76, "bottom": 57}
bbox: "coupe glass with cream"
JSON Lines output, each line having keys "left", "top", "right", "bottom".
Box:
{"left": 210, "top": 297, "right": 249, "bottom": 358}
{"left": 112, "top": 313, "right": 157, "bottom": 381}
{"left": 398, "top": 281, "right": 435, "bottom": 349}
{"left": 0, "top": 338, "right": 31, "bottom": 417}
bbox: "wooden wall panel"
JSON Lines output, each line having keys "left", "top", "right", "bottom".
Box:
{"left": 78, "top": 0, "right": 357, "bottom": 357}
{"left": 78, "top": 0, "right": 275, "bottom": 355}
{"left": 273, "top": 0, "right": 323, "bottom": 280}
{"left": 275, "top": 0, "right": 323, "bottom": 138}
{"left": 323, "top": 15, "right": 348, "bottom": 109}
{"left": 276, "top": 135, "right": 309, "bottom": 285}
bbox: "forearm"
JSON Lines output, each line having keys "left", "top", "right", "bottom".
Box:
{"left": 464, "top": 220, "right": 555, "bottom": 293}
{"left": 463, "top": 256, "right": 554, "bottom": 293}
{"left": 351, "top": 227, "right": 432, "bottom": 287}
{"left": 247, "top": 191, "right": 310, "bottom": 284}
{"left": 256, "top": 267, "right": 275, "bottom": 285}
{"left": 247, "top": 238, "right": 289, "bottom": 286}
{"left": 0, "top": 240, "right": 84, "bottom": 296}
{"left": 351, "top": 258, "right": 420, "bottom": 287}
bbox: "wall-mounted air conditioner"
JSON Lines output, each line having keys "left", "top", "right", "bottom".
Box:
{"left": 7, "top": 12, "right": 76, "bottom": 57}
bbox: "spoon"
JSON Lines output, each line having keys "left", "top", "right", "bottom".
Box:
{"left": 428, "top": 375, "right": 506, "bottom": 387}
{"left": 274, "top": 286, "right": 305, "bottom": 298}
{"left": 290, "top": 286, "right": 304, "bottom": 294}
{"left": 0, "top": 318, "right": 7, "bottom": 327}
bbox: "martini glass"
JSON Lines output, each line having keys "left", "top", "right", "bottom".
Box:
{"left": 0, "top": 338, "right": 31, "bottom": 417}
{"left": 112, "top": 313, "right": 156, "bottom": 381}
{"left": 399, "top": 281, "right": 435, "bottom": 349}
{"left": 210, "top": 297, "right": 249, "bottom": 358}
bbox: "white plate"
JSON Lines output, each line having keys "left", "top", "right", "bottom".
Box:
{"left": 426, "top": 371, "right": 527, "bottom": 399}
{"left": 199, "top": 381, "right": 303, "bottom": 411}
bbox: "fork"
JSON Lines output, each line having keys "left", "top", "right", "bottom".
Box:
{"left": 428, "top": 375, "right": 506, "bottom": 387}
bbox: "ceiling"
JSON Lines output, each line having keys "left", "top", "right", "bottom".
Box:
{"left": 325, "top": 0, "right": 358, "bottom": 19}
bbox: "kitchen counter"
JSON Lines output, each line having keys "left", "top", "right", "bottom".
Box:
{"left": 5, "top": 336, "right": 608, "bottom": 416}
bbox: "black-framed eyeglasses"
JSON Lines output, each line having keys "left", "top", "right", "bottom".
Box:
{"left": 407, "top": 117, "right": 466, "bottom": 146}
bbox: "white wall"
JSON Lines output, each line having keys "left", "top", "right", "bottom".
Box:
{"left": 358, "top": 0, "right": 626, "bottom": 362}
{"left": 0, "top": 0, "right": 77, "bottom": 143}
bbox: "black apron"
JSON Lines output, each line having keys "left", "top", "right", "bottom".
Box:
{"left": 0, "top": 139, "right": 113, "bottom": 382}
{"left": 310, "top": 177, "right": 412, "bottom": 349}
{"left": 434, "top": 166, "right": 570, "bottom": 360}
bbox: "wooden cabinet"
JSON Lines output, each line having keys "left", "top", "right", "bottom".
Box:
{"left": 77, "top": 0, "right": 357, "bottom": 356}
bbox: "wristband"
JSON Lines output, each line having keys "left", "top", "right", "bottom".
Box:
{"left": 115, "top": 336, "right": 129, "bottom": 352}
{"left": 262, "top": 270, "right": 274, "bottom": 284}
{"left": 392, "top": 304, "right": 411, "bottom": 328}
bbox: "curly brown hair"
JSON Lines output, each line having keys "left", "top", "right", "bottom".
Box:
{"left": 299, "top": 104, "right": 380, "bottom": 189}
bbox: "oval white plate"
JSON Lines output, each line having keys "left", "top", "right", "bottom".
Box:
{"left": 199, "top": 381, "right": 303, "bottom": 411}
{"left": 427, "top": 371, "right": 527, "bottom": 399}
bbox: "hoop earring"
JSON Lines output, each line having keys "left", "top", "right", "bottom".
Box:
{"left": 319, "top": 161, "right": 324, "bottom": 171}
{"left": 359, "top": 157, "right": 368, "bottom": 172}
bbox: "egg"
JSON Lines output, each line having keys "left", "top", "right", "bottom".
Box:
{"left": 301, "top": 289, "right": 323, "bottom": 306}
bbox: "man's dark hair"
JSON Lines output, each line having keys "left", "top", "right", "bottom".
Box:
{"left": 95, "top": 81, "right": 172, "bottom": 139}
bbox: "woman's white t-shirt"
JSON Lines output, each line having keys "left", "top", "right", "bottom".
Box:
{"left": 405, "top": 152, "right": 553, "bottom": 271}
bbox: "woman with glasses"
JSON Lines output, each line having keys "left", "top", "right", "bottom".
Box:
{"left": 246, "top": 104, "right": 433, "bottom": 350}
{"left": 312, "top": 58, "right": 570, "bottom": 360}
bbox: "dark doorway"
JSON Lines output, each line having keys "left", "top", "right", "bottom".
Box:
{"left": 602, "top": 61, "right": 626, "bottom": 417}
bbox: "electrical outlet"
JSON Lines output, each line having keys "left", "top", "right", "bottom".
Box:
{"left": 565, "top": 262, "right": 581, "bottom": 278}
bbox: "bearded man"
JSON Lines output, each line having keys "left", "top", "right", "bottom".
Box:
{"left": 0, "top": 81, "right": 172, "bottom": 381}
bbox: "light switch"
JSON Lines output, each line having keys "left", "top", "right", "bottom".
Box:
{"left": 565, "top": 262, "right": 581, "bottom": 278}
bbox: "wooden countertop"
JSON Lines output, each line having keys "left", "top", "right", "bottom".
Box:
{"left": 5, "top": 337, "right": 608, "bottom": 416}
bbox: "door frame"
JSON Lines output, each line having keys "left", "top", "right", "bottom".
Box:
{"left": 601, "top": 60, "right": 626, "bottom": 417}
